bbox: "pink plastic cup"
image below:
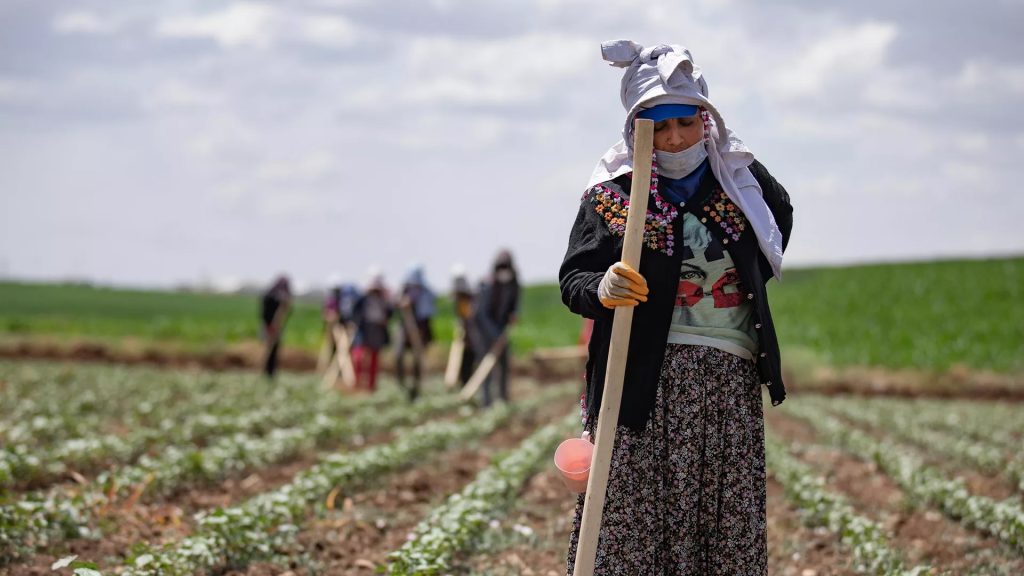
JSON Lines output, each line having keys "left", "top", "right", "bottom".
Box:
{"left": 553, "top": 437, "right": 594, "bottom": 494}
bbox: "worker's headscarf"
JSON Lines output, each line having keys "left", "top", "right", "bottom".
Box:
{"left": 588, "top": 40, "right": 785, "bottom": 280}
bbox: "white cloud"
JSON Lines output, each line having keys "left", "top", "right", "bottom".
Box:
{"left": 53, "top": 11, "right": 120, "bottom": 35}
{"left": 144, "top": 80, "right": 224, "bottom": 111}
{"left": 308, "top": 0, "right": 371, "bottom": 7}
{"left": 186, "top": 116, "right": 262, "bottom": 163}
{"left": 5, "top": 1, "right": 1024, "bottom": 286}
{"left": 254, "top": 151, "right": 337, "bottom": 183}
{"left": 394, "top": 114, "right": 514, "bottom": 150}
{"left": 957, "top": 59, "right": 1024, "bottom": 92}
{"left": 862, "top": 67, "right": 935, "bottom": 111}
{"left": 300, "top": 16, "right": 359, "bottom": 50}
{"left": 955, "top": 59, "right": 1024, "bottom": 106}
{"left": 792, "top": 174, "right": 841, "bottom": 198}
{"left": 402, "top": 33, "right": 592, "bottom": 106}
{"left": 0, "top": 76, "right": 38, "bottom": 104}
{"left": 154, "top": 2, "right": 360, "bottom": 50}
{"left": 255, "top": 188, "right": 325, "bottom": 218}
{"left": 955, "top": 133, "right": 991, "bottom": 155}
{"left": 773, "top": 21, "right": 898, "bottom": 100}
{"left": 156, "top": 3, "right": 275, "bottom": 48}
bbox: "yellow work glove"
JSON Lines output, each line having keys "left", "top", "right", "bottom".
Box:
{"left": 597, "top": 262, "right": 649, "bottom": 308}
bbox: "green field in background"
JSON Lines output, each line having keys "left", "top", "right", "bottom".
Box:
{"left": 0, "top": 282, "right": 582, "bottom": 355}
{"left": 1, "top": 256, "right": 1022, "bottom": 373}
{"left": 767, "top": 257, "right": 1023, "bottom": 373}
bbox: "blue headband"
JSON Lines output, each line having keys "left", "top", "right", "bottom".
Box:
{"left": 636, "top": 103, "right": 699, "bottom": 122}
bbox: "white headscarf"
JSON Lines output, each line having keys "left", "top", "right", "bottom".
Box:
{"left": 588, "top": 40, "right": 785, "bottom": 280}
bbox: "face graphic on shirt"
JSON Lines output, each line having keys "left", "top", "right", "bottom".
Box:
{"left": 674, "top": 214, "right": 745, "bottom": 311}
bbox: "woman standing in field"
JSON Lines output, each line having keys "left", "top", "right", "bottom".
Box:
{"left": 559, "top": 40, "right": 794, "bottom": 575}
{"left": 451, "top": 268, "right": 480, "bottom": 387}
{"left": 260, "top": 275, "right": 292, "bottom": 378}
{"left": 351, "top": 272, "right": 393, "bottom": 393}
{"left": 473, "top": 250, "right": 520, "bottom": 406}
{"left": 395, "top": 265, "right": 437, "bottom": 400}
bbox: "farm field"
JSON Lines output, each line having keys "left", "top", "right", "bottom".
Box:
{"left": 3, "top": 257, "right": 1023, "bottom": 378}
{"left": 5, "top": 2, "right": 1021, "bottom": 574}
{"left": 0, "top": 283, "right": 578, "bottom": 358}
{"left": 2, "top": 361, "right": 1023, "bottom": 575}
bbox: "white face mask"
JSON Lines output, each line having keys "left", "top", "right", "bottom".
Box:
{"left": 655, "top": 139, "right": 708, "bottom": 179}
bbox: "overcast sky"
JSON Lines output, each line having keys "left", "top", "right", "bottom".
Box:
{"left": 1, "top": 0, "right": 1023, "bottom": 291}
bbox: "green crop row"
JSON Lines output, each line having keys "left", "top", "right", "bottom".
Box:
{"left": 782, "top": 403, "right": 1024, "bottom": 555}
{"left": 118, "top": 386, "right": 573, "bottom": 576}
{"left": 1, "top": 386, "right": 404, "bottom": 491}
{"left": 765, "top": 432, "right": 932, "bottom": 575}
{"left": 810, "top": 396, "right": 1024, "bottom": 492}
{"left": 0, "top": 362, "right": 335, "bottom": 446}
{"left": 0, "top": 393, "right": 460, "bottom": 565}
{"left": 821, "top": 396, "right": 1023, "bottom": 456}
{"left": 387, "top": 413, "right": 576, "bottom": 575}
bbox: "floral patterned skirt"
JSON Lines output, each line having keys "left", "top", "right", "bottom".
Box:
{"left": 566, "top": 344, "right": 767, "bottom": 576}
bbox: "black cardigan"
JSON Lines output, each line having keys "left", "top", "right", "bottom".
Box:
{"left": 558, "top": 160, "right": 793, "bottom": 431}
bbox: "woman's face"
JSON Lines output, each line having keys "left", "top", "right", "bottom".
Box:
{"left": 651, "top": 114, "right": 704, "bottom": 153}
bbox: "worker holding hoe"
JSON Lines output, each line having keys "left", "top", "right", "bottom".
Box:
{"left": 260, "top": 275, "right": 292, "bottom": 379}
{"left": 351, "top": 272, "right": 393, "bottom": 393}
{"left": 559, "top": 40, "right": 794, "bottom": 575}
{"left": 395, "top": 265, "right": 437, "bottom": 401}
{"left": 473, "top": 250, "right": 520, "bottom": 407}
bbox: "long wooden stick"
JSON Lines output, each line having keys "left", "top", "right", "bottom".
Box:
{"left": 316, "top": 325, "right": 332, "bottom": 373}
{"left": 458, "top": 330, "right": 508, "bottom": 401}
{"left": 572, "top": 118, "right": 654, "bottom": 576}
{"left": 321, "top": 324, "right": 356, "bottom": 391}
{"left": 332, "top": 324, "right": 356, "bottom": 389}
{"left": 443, "top": 325, "right": 465, "bottom": 389}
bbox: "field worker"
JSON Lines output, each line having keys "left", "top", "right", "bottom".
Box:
{"left": 321, "top": 277, "right": 361, "bottom": 368}
{"left": 559, "top": 40, "right": 794, "bottom": 574}
{"left": 351, "top": 271, "right": 393, "bottom": 393}
{"left": 337, "top": 283, "right": 361, "bottom": 327}
{"left": 395, "top": 265, "right": 437, "bottom": 401}
{"left": 324, "top": 281, "right": 361, "bottom": 331}
{"left": 473, "top": 249, "right": 520, "bottom": 406}
{"left": 259, "top": 275, "right": 292, "bottom": 378}
{"left": 321, "top": 274, "right": 344, "bottom": 362}
{"left": 452, "top": 266, "right": 480, "bottom": 387}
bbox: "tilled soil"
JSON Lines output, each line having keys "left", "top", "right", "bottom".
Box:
{"left": 825, "top": 410, "right": 1018, "bottom": 502}
{"left": 450, "top": 465, "right": 576, "bottom": 576}
{"left": 8, "top": 428, "right": 389, "bottom": 575}
{"left": 228, "top": 396, "right": 577, "bottom": 575}
{"left": 447, "top": 467, "right": 861, "bottom": 576}
{"left": 8, "top": 385, "right": 1024, "bottom": 576}
{"left": 766, "top": 411, "right": 1024, "bottom": 574}
{"left": 449, "top": 450, "right": 861, "bottom": 575}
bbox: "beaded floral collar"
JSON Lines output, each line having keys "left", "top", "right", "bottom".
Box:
{"left": 702, "top": 187, "right": 748, "bottom": 245}
{"left": 586, "top": 154, "right": 678, "bottom": 256}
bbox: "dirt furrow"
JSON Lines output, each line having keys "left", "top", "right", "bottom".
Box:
{"left": 450, "top": 416, "right": 856, "bottom": 576}
{"left": 229, "top": 396, "right": 577, "bottom": 575}
{"left": 825, "top": 408, "right": 1018, "bottom": 502}
{"left": 766, "top": 411, "right": 1024, "bottom": 574}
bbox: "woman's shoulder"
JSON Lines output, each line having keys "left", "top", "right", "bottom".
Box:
{"left": 747, "top": 159, "right": 792, "bottom": 208}
{"left": 748, "top": 160, "right": 785, "bottom": 194}
{"left": 580, "top": 174, "right": 633, "bottom": 208}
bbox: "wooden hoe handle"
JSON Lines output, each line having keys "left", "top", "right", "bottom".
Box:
{"left": 572, "top": 118, "right": 654, "bottom": 576}
{"left": 458, "top": 330, "right": 508, "bottom": 402}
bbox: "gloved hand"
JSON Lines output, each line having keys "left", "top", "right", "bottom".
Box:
{"left": 598, "top": 262, "right": 649, "bottom": 308}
